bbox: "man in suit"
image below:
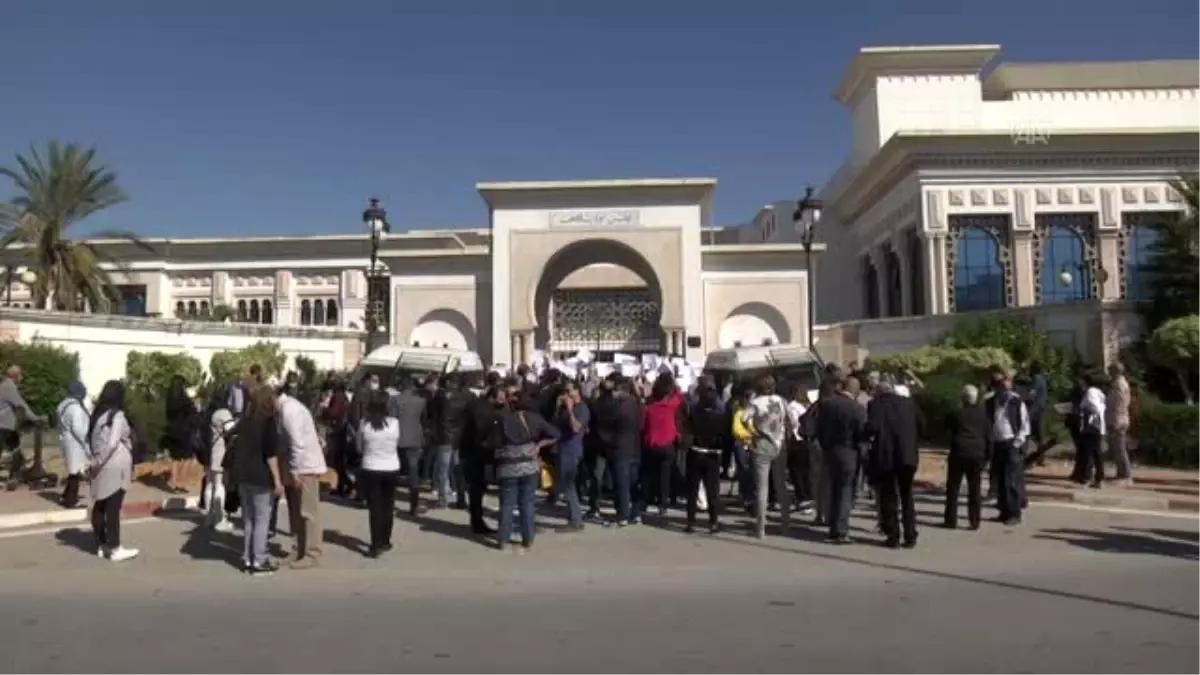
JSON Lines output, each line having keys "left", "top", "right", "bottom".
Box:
{"left": 867, "top": 382, "right": 925, "bottom": 549}
{"left": 810, "top": 375, "right": 866, "bottom": 544}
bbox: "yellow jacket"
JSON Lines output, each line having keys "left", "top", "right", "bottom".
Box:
{"left": 731, "top": 401, "right": 754, "bottom": 443}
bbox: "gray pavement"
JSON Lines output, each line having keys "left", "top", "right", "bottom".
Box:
{"left": 0, "top": 495, "right": 1196, "bottom": 673}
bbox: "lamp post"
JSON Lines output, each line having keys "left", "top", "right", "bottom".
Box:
{"left": 793, "top": 186, "right": 823, "bottom": 353}
{"left": 362, "top": 198, "right": 391, "bottom": 353}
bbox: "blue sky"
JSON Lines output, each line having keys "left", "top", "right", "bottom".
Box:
{"left": 1, "top": 0, "right": 1196, "bottom": 237}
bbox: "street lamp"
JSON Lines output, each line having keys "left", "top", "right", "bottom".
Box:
{"left": 362, "top": 197, "right": 391, "bottom": 353}
{"left": 793, "top": 186, "right": 823, "bottom": 353}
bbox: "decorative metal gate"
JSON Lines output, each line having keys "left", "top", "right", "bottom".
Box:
{"left": 550, "top": 287, "right": 661, "bottom": 356}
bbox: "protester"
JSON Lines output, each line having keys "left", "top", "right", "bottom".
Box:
{"left": 607, "top": 376, "right": 644, "bottom": 527}
{"left": 492, "top": 387, "right": 559, "bottom": 552}
{"left": 1106, "top": 362, "right": 1133, "bottom": 487}
{"left": 584, "top": 376, "right": 616, "bottom": 522}
{"left": 988, "top": 369, "right": 1030, "bottom": 525}
{"left": 553, "top": 380, "right": 590, "bottom": 531}
{"left": 231, "top": 384, "right": 285, "bottom": 575}
{"left": 740, "top": 374, "right": 792, "bottom": 539}
{"left": 867, "top": 380, "right": 924, "bottom": 549}
{"left": 729, "top": 384, "right": 756, "bottom": 511}
{"left": 356, "top": 391, "right": 401, "bottom": 557}
{"left": 461, "top": 373, "right": 500, "bottom": 534}
{"left": 321, "top": 379, "right": 353, "bottom": 499}
{"left": 389, "top": 377, "right": 428, "bottom": 516}
{"left": 87, "top": 380, "right": 139, "bottom": 562}
{"left": 1076, "top": 374, "right": 1108, "bottom": 488}
{"left": 682, "top": 376, "right": 726, "bottom": 534}
{"left": 56, "top": 381, "right": 90, "bottom": 508}
{"left": 810, "top": 375, "right": 866, "bottom": 544}
{"left": 943, "top": 384, "right": 990, "bottom": 531}
{"left": 429, "top": 373, "right": 472, "bottom": 510}
{"left": 203, "top": 386, "right": 237, "bottom": 532}
{"left": 640, "top": 373, "right": 684, "bottom": 520}
{"left": 277, "top": 387, "right": 327, "bottom": 568}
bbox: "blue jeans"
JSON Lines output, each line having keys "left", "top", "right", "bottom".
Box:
{"left": 498, "top": 473, "right": 538, "bottom": 546}
{"left": 433, "top": 445, "right": 462, "bottom": 506}
{"left": 556, "top": 452, "right": 583, "bottom": 525}
{"left": 239, "top": 483, "right": 273, "bottom": 567}
{"left": 611, "top": 453, "right": 640, "bottom": 523}
{"left": 401, "top": 448, "right": 424, "bottom": 496}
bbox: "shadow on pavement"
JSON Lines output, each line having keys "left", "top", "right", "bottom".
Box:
{"left": 178, "top": 523, "right": 246, "bottom": 570}
{"left": 1034, "top": 527, "right": 1199, "bottom": 561}
{"left": 54, "top": 527, "right": 95, "bottom": 554}
{"left": 324, "top": 528, "right": 370, "bottom": 556}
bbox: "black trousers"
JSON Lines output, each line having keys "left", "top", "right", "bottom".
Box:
{"left": 462, "top": 453, "right": 489, "bottom": 528}
{"left": 92, "top": 488, "right": 125, "bottom": 549}
{"left": 877, "top": 465, "right": 917, "bottom": 543}
{"left": 825, "top": 445, "right": 858, "bottom": 538}
{"left": 586, "top": 451, "right": 611, "bottom": 513}
{"left": 330, "top": 431, "right": 354, "bottom": 496}
{"left": 61, "top": 474, "right": 83, "bottom": 508}
{"left": 640, "top": 449, "right": 675, "bottom": 511}
{"left": 993, "top": 441, "right": 1024, "bottom": 521}
{"left": 1076, "top": 433, "right": 1104, "bottom": 485}
{"left": 943, "top": 455, "right": 983, "bottom": 528}
{"left": 358, "top": 469, "right": 398, "bottom": 549}
{"left": 787, "top": 439, "right": 811, "bottom": 504}
{"left": 685, "top": 451, "right": 722, "bottom": 526}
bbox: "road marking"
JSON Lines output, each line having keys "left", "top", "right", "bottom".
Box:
{"left": 1032, "top": 500, "right": 1199, "bottom": 520}
{"left": 0, "top": 517, "right": 158, "bottom": 540}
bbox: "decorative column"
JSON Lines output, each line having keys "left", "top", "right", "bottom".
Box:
{"left": 274, "top": 271, "right": 293, "bottom": 326}
{"left": 1011, "top": 231, "right": 1036, "bottom": 307}
{"left": 869, "top": 245, "right": 888, "bottom": 318}
{"left": 1097, "top": 187, "right": 1123, "bottom": 301}
{"left": 341, "top": 269, "right": 367, "bottom": 331}
{"left": 922, "top": 189, "right": 949, "bottom": 315}
{"left": 212, "top": 272, "right": 231, "bottom": 308}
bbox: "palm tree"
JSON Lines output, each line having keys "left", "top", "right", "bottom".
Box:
{"left": 1139, "top": 174, "right": 1199, "bottom": 331}
{"left": 0, "top": 142, "right": 152, "bottom": 312}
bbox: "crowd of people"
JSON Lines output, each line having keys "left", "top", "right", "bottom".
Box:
{"left": 0, "top": 348, "right": 1135, "bottom": 576}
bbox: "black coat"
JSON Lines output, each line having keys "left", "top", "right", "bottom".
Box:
{"left": 946, "top": 403, "right": 992, "bottom": 461}
{"left": 866, "top": 392, "right": 924, "bottom": 475}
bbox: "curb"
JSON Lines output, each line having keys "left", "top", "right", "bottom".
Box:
{"left": 914, "top": 480, "right": 1198, "bottom": 513}
{"left": 0, "top": 494, "right": 201, "bottom": 532}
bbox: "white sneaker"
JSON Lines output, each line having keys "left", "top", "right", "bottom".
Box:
{"left": 96, "top": 546, "right": 108, "bottom": 559}
{"left": 213, "top": 519, "right": 233, "bottom": 533}
{"left": 108, "top": 546, "right": 140, "bottom": 562}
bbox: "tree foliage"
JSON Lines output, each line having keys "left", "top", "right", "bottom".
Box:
{"left": 1147, "top": 315, "right": 1200, "bottom": 404}
{"left": 124, "top": 351, "right": 205, "bottom": 398}
{"left": 935, "top": 315, "right": 1073, "bottom": 395}
{"left": 1139, "top": 175, "right": 1199, "bottom": 331}
{"left": 209, "top": 341, "right": 287, "bottom": 385}
{"left": 866, "top": 346, "right": 1012, "bottom": 382}
{"left": 0, "top": 340, "right": 79, "bottom": 421}
{"left": 0, "top": 142, "right": 153, "bottom": 312}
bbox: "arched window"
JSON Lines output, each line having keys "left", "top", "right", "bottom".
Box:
{"left": 908, "top": 230, "right": 925, "bottom": 316}
{"left": 325, "top": 299, "right": 339, "bottom": 326}
{"left": 861, "top": 257, "right": 880, "bottom": 319}
{"left": 312, "top": 298, "right": 325, "bottom": 326}
{"left": 249, "top": 299, "right": 260, "bottom": 323}
{"left": 954, "top": 227, "right": 1006, "bottom": 312}
{"left": 1123, "top": 213, "right": 1162, "bottom": 302}
{"left": 261, "top": 300, "right": 274, "bottom": 325}
{"left": 175, "top": 301, "right": 186, "bottom": 318}
{"left": 885, "top": 249, "right": 902, "bottom": 317}
{"left": 186, "top": 301, "right": 198, "bottom": 317}
{"left": 199, "top": 300, "right": 210, "bottom": 317}
{"left": 1039, "top": 224, "right": 1091, "bottom": 304}
{"left": 237, "top": 299, "right": 248, "bottom": 322}
{"left": 300, "top": 299, "right": 311, "bottom": 326}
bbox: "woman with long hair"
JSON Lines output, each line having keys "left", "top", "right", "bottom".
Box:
{"left": 87, "top": 380, "right": 139, "bottom": 561}
{"left": 230, "top": 384, "right": 285, "bottom": 576}
{"left": 163, "top": 375, "right": 197, "bottom": 491}
{"left": 356, "top": 391, "right": 401, "bottom": 557}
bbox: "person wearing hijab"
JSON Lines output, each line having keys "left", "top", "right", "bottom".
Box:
{"left": 87, "top": 380, "right": 139, "bottom": 561}
{"left": 57, "top": 381, "right": 90, "bottom": 508}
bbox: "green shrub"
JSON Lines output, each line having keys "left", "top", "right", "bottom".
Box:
{"left": 868, "top": 346, "right": 1013, "bottom": 381}
{"left": 125, "top": 351, "right": 205, "bottom": 397}
{"left": 913, "top": 373, "right": 968, "bottom": 446}
{"left": 1135, "top": 401, "right": 1199, "bottom": 468}
{"left": 0, "top": 340, "right": 80, "bottom": 422}
{"left": 210, "top": 341, "right": 287, "bottom": 385}
{"left": 1147, "top": 315, "right": 1199, "bottom": 404}
{"left": 125, "top": 388, "right": 169, "bottom": 457}
{"left": 936, "top": 315, "right": 1074, "bottom": 396}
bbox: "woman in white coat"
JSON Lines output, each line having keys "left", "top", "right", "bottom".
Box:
{"left": 87, "top": 380, "right": 139, "bottom": 562}
{"left": 57, "top": 381, "right": 90, "bottom": 508}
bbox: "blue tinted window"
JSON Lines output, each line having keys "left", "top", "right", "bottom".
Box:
{"left": 1124, "top": 214, "right": 1162, "bottom": 301}
{"left": 954, "top": 227, "right": 1005, "bottom": 311}
{"left": 1039, "top": 225, "right": 1090, "bottom": 304}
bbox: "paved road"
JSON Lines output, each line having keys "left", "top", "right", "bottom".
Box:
{"left": 1, "top": 495, "right": 1196, "bottom": 673}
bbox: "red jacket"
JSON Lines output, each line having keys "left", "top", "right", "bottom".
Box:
{"left": 642, "top": 389, "right": 683, "bottom": 450}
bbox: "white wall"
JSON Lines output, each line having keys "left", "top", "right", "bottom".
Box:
{"left": 4, "top": 310, "right": 358, "bottom": 395}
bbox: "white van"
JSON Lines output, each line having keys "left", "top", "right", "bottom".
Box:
{"left": 703, "top": 343, "right": 825, "bottom": 394}
{"left": 349, "top": 345, "right": 484, "bottom": 388}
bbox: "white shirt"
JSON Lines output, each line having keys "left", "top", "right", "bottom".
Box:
{"left": 741, "top": 394, "right": 789, "bottom": 450}
{"left": 1081, "top": 386, "right": 1107, "bottom": 436}
{"left": 893, "top": 384, "right": 912, "bottom": 398}
{"left": 209, "top": 408, "right": 236, "bottom": 471}
{"left": 277, "top": 393, "right": 327, "bottom": 475}
{"left": 786, "top": 400, "right": 807, "bottom": 440}
{"left": 358, "top": 418, "right": 401, "bottom": 472}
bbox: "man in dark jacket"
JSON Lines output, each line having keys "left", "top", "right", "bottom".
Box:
{"left": 810, "top": 375, "right": 866, "bottom": 544}
{"left": 607, "top": 375, "right": 644, "bottom": 527}
{"left": 867, "top": 383, "right": 925, "bottom": 548}
{"left": 682, "top": 376, "right": 727, "bottom": 534}
{"left": 428, "top": 373, "right": 474, "bottom": 510}
{"left": 943, "top": 384, "right": 991, "bottom": 530}
{"left": 461, "top": 373, "right": 501, "bottom": 534}
{"left": 584, "top": 378, "right": 618, "bottom": 521}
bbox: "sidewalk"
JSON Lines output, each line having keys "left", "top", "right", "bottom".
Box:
{"left": 915, "top": 449, "right": 1199, "bottom": 513}
{"left": 0, "top": 483, "right": 198, "bottom": 530}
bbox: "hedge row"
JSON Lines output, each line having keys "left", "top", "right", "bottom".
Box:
{"left": 1135, "top": 402, "right": 1199, "bottom": 469}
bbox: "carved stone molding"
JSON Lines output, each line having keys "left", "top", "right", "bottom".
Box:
{"left": 1031, "top": 213, "right": 1100, "bottom": 304}
{"left": 944, "top": 214, "right": 1015, "bottom": 312}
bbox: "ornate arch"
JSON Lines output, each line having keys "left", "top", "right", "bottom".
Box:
{"left": 945, "top": 214, "right": 1015, "bottom": 312}
{"left": 1032, "top": 213, "right": 1099, "bottom": 304}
